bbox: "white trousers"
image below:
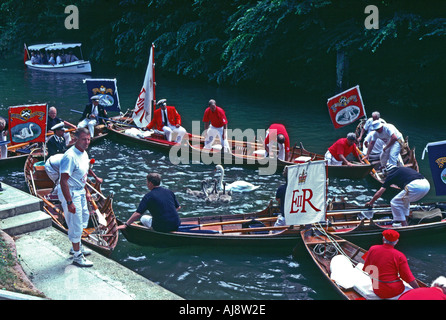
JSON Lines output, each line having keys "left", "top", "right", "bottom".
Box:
{"left": 58, "top": 188, "right": 90, "bottom": 243}
{"left": 204, "top": 125, "right": 230, "bottom": 152}
{"left": 380, "top": 142, "right": 401, "bottom": 167}
{"left": 78, "top": 118, "right": 97, "bottom": 138}
{"left": 0, "top": 134, "right": 7, "bottom": 159}
{"left": 163, "top": 125, "right": 187, "bottom": 143}
{"left": 324, "top": 150, "right": 343, "bottom": 166}
{"left": 390, "top": 179, "right": 430, "bottom": 222}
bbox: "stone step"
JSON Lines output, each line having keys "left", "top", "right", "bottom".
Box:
{"left": 0, "top": 210, "right": 52, "bottom": 236}
{"left": 0, "top": 184, "right": 42, "bottom": 219}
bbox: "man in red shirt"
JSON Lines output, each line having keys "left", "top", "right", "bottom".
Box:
{"left": 399, "top": 276, "right": 446, "bottom": 300}
{"left": 146, "top": 99, "right": 187, "bottom": 143}
{"left": 362, "top": 229, "right": 419, "bottom": 299}
{"left": 264, "top": 124, "right": 290, "bottom": 161}
{"left": 325, "top": 132, "right": 363, "bottom": 166}
{"left": 202, "top": 99, "right": 230, "bottom": 152}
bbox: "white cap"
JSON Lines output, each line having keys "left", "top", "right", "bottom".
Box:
{"left": 371, "top": 120, "right": 383, "bottom": 130}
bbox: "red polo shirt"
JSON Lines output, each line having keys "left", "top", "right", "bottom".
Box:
{"left": 264, "top": 124, "right": 290, "bottom": 153}
{"left": 203, "top": 106, "right": 228, "bottom": 128}
{"left": 398, "top": 287, "right": 446, "bottom": 300}
{"left": 362, "top": 244, "right": 416, "bottom": 299}
{"left": 328, "top": 138, "right": 359, "bottom": 161}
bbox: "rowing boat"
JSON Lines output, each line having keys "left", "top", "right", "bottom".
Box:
{"left": 117, "top": 199, "right": 446, "bottom": 248}
{"left": 24, "top": 154, "right": 119, "bottom": 256}
{"left": 117, "top": 202, "right": 304, "bottom": 247}
{"left": 0, "top": 142, "right": 44, "bottom": 167}
{"left": 300, "top": 226, "right": 427, "bottom": 300}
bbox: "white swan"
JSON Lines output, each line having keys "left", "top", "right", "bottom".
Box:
{"left": 214, "top": 165, "right": 259, "bottom": 192}
{"left": 14, "top": 123, "right": 35, "bottom": 140}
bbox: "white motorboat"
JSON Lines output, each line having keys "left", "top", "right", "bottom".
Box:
{"left": 24, "top": 42, "right": 92, "bottom": 74}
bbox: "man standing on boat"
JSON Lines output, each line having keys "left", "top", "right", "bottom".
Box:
{"left": 78, "top": 95, "right": 108, "bottom": 138}
{"left": 264, "top": 123, "right": 290, "bottom": 161}
{"left": 325, "top": 133, "right": 364, "bottom": 166}
{"left": 357, "top": 111, "right": 386, "bottom": 145}
{"left": 203, "top": 99, "right": 230, "bottom": 153}
{"left": 119, "top": 173, "right": 181, "bottom": 233}
{"left": 365, "top": 163, "right": 430, "bottom": 226}
{"left": 362, "top": 229, "right": 419, "bottom": 299}
{"left": 145, "top": 99, "right": 187, "bottom": 143}
{"left": 365, "top": 120, "right": 404, "bottom": 168}
{"left": 58, "top": 127, "right": 94, "bottom": 267}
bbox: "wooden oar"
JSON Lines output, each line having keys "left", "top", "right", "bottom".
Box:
{"left": 221, "top": 225, "right": 291, "bottom": 234}
{"left": 356, "top": 147, "right": 379, "bottom": 178}
{"left": 85, "top": 188, "right": 107, "bottom": 226}
{"left": 180, "top": 217, "right": 277, "bottom": 230}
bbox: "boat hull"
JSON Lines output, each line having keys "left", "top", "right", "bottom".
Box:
{"left": 25, "top": 60, "right": 92, "bottom": 74}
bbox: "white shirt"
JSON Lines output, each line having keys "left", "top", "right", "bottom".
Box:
{"left": 371, "top": 123, "right": 403, "bottom": 144}
{"left": 59, "top": 146, "right": 90, "bottom": 190}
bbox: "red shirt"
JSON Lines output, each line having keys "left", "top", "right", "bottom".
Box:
{"left": 328, "top": 138, "right": 359, "bottom": 161}
{"left": 202, "top": 106, "right": 228, "bottom": 128}
{"left": 146, "top": 106, "right": 181, "bottom": 131}
{"left": 398, "top": 287, "right": 446, "bottom": 300}
{"left": 362, "top": 244, "right": 416, "bottom": 299}
{"left": 264, "top": 124, "right": 290, "bottom": 152}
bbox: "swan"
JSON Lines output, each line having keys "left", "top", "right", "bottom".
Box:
{"left": 185, "top": 180, "right": 209, "bottom": 199}
{"left": 14, "top": 123, "right": 36, "bottom": 140}
{"left": 204, "top": 179, "right": 220, "bottom": 203}
{"left": 218, "top": 182, "right": 232, "bottom": 203}
{"left": 214, "top": 165, "right": 259, "bottom": 192}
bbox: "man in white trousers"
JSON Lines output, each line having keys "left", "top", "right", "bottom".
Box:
{"left": 366, "top": 164, "right": 430, "bottom": 226}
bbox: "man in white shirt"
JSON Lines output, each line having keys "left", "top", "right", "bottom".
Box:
{"left": 58, "top": 128, "right": 94, "bottom": 267}
{"left": 365, "top": 120, "right": 404, "bottom": 168}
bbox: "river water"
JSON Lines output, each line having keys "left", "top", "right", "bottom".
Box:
{"left": 1, "top": 59, "right": 445, "bottom": 300}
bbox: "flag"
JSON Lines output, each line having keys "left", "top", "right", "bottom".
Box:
{"left": 84, "top": 78, "right": 121, "bottom": 112}
{"left": 284, "top": 160, "right": 327, "bottom": 225}
{"left": 327, "top": 85, "right": 366, "bottom": 129}
{"left": 8, "top": 104, "right": 47, "bottom": 145}
{"left": 132, "top": 44, "right": 155, "bottom": 128}
{"left": 422, "top": 140, "right": 446, "bottom": 196}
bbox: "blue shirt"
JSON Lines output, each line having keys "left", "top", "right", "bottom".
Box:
{"left": 276, "top": 183, "right": 287, "bottom": 214}
{"left": 137, "top": 187, "right": 180, "bottom": 232}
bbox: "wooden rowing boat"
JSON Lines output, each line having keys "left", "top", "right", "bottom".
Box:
{"left": 24, "top": 154, "right": 119, "bottom": 256}
{"left": 117, "top": 199, "right": 446, "bottom": 248}
{"left": 0, "top": 142, "right": 44, "bottom": 167}
{"left": 324, "top": 201, "right": 446, "bottom": 243}
{"left": 118, "top": 202, "right": 304, "bottom": 247}
{"left": 300, "top": 226, "right": 427, "bottom": 300}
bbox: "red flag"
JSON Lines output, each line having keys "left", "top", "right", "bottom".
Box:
{"left": 327, "top": 85, "right": 366, "bottom": 129}
{"left": 8, "top": 104, "right": 47, "bottom": 145}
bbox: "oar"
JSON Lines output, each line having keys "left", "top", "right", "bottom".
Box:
{"left": 356, "top": 147, "right": 379, "bottom": 178}
{"left": 179, "top": 217, "right": 278, "bottom": 230}
{"left": 85, "top": 188, "right": 107, "bottom": 226}
{"left": 221, "top": 225, "right": 291, "bottom": 234}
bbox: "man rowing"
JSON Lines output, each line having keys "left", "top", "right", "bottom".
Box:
{"left": 325, "top": 133, "right": 364, "bottom": 166}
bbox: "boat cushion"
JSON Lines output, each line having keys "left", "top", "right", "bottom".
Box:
{"left": 294, "top": 156, "right": 312, "bottom": 163}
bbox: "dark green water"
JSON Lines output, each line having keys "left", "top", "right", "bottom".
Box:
{"left": 1, "top": 59, "right": 445, "bottom": 300}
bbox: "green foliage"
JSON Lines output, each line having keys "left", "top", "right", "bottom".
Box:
{"left": 0, "top": 0, "right": 444, "bottom": 101}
